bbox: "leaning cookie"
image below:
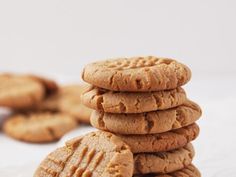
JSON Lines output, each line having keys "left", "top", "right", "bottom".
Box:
{"left": 3, "top": 112, "right": 77, "bottom": 143}
{"left": 133, "top": 144, "right": 194, "bottom": 175}
{"left": 0, "top": 74, "right": 45, "bottom": 109}
{"left": 34, "top": 131, "right": 134, "bottom": 177}
{"left": 82, "top": 56, "right": 191, "bottom": 92}
{"left": 117, "top": 123, "right": 199, "bottom": 153}
{"left": 91, "top": 100, "right": 201, "bottom": 134}
{"left": 82, "top": 86, "right": 187, "bottom": 113}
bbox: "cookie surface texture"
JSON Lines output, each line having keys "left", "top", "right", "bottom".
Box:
{"left": 134, "top": 144, "right": 194, "bottom": 174}
{"left": 117, "top": 123, "right": 199, "bottom": 153}
{"left": 34, "top": 131, "right": 134, "bottom": 177}
{"left": 82, "top": 56, "right": 191, "bottom": 92}
{"left": 91, "top": 100, "right": 201, "bottom": 134}
{"left": 38, "top": 84, "right": 92, "bottom": 123}
{"left": 133, "top": 164, "right": 201, "bottom": 177}
{"left": 0, "top": 74, "right": 45, "bottom": 109}
{"left": 26, "top": 74, "right": 58, "bottom": 95}
{"left": 82, "top": 86, "right": 187, "bottom": 113}
{"left": 3, "top": 112, "right": 77, "bottom": 143}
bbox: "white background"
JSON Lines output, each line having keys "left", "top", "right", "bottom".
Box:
{"left": 0, "top": 0, "right": 236, "bottom": 176}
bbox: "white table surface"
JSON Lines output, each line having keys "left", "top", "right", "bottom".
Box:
{"left": 0, "top": 74, "right": 236, "bottom": 177}
{"left": 1, "top": 1, "right": 236, "bottom": 176}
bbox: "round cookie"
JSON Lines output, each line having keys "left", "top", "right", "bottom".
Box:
{"left": 133, "top": 164, "right": 201, "bottom": 177}
{"left": 117, "top": 123, "right": 199, "bottom": 153}
{"left": 61, "top": 103, "right": 92, "bottom": 124}
{"left": 34, "top": 131, "right": 134, "bottom": 177}
{"left": 133, "top": 144, "right": 194, "bottom": 175}
{"left": 37, "top": 93, "right": 60, "bottom": 112}
{"left": 3, "top": 112, "right": 77, "bottom": 143}
{"left": 82, "top": 56, "right": 191, "bottom": 92}
{"left": 27, "top": 74, "right": 58, "bottom": 95}
{"left": 91, "top": 100, "right": 201, "bottom": 134}
{"left": 59, "top": 85, "right": 92, "bottom": 123}
{"left": 38, "top": 85, "right": 92, "bottom": 124}
{"left": 82, "top": 86, "right": 187, "bottom": 113}
{"left": 0, "top": 74, "right": 45, "bottom": 109}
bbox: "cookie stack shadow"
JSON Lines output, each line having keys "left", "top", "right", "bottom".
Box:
{"left": 82, "top": 56, "right": 202, "bottom": 176}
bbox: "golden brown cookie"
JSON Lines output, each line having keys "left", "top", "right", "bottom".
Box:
{"left": 38, "top": 84, "right": 92, "bottom": 124}
{"left": 117, "top": 123, "right": 199, "bottom": 153}
{"left": 133, "top": 144, "right": 194, "bottom": 175}
{"left": 59, "top": 85, "right": 92, "bottom": 123}
{"left": 82, "top": 56, "right": 191, "bottom": 92}
{"left": 133, "top": 164, "right": 201, "bottom": 177}
{"left": 3, "top": 112, "right": 77, "bottom": 143}
{"left": 91, "top": 100, "right": 201, "bottom": 135}
{"left": 82, "top": 86, "right": 187, "bottom": 113}
{"left": 34, "top": 131, "right": 134, "bottom": 177}
{"left": 0, "top": 74, "right": 45, "bottom": 109}
{"left": 26, "top": 74, "right": 58, "bottom": 95}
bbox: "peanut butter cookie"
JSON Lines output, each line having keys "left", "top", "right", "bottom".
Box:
{"left": 91, "top": 100, "right": 201, "bottom": 134}
{"left": 82, "top": 86, "right": 187, "bottom": 113}
{"left": 38, "top": 85, "right": 92, "bottom": 123}
{"left": 82, "top": 56, "right": 191, "bottom": 92}
{"left": 0, "top": 74, "right": 45, "bottom": 109}
{"left": 133, "top": 164, "right": 201, "bottom": 177}
{"left": 3, "top": 112, "right": 77, "bottom": 143}
{"left": 134, "top": 144, "right": 194, "bottom": 174}
{"left": 34, "top": 131, "right": 134, "bottom": 177}
{"left": 117, "top": 123, "right": 199, "bottom": 153}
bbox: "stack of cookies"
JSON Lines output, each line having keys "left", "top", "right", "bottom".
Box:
{"left": 81, "top": 56, "right": 202, "bottom": 176}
